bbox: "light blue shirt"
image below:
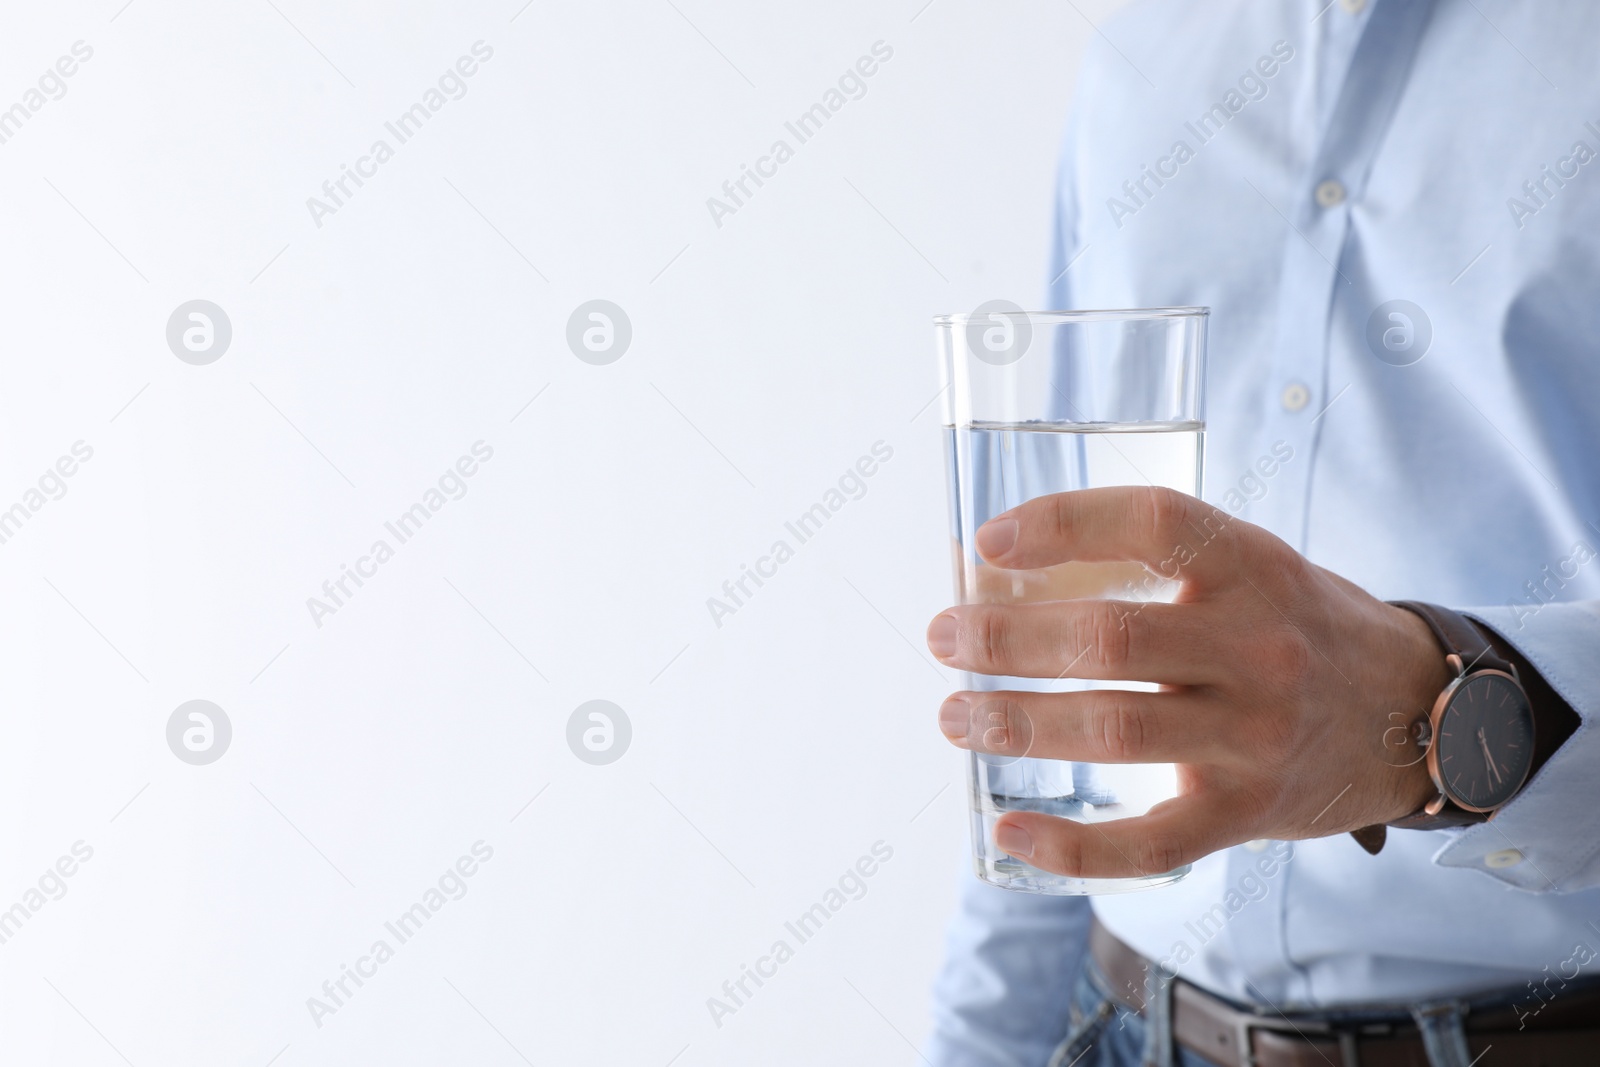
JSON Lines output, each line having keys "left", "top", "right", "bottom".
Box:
{"left": 930, "top": 1, "right": 1600, "bottom": 1062}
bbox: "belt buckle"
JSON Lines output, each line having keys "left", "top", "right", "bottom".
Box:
{"left": 1232, "top": 1013, "right": 1353, "bottom": 1067}
{"left": 1233, "top": 1016, "right": 1263, "bottom": 1067}
{"left": 1228, "top": 1017, "right": 1254, "bottom": 1067}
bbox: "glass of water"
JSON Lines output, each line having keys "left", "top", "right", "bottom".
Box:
{"left": 935, "top": 306, "right": 1207, "bottom": 895}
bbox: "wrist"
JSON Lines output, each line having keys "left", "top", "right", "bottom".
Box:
{"left": 1354, "top": 602, "right": 1544, "bottom": 854}
{"left": 1393, "top": 603, "right": 1454, "bottom": 717}
{"left": 1384, "top": 604, "right": 1454, "bottom": 816}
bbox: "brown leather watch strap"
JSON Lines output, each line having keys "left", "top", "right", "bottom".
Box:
{"left": 1390, "top": 600, "right": 1514, "bottom": 675}
{"left": 1389, "top": 805, "right": 1484, "bottom": 830}
{"left": 1351, "top": 801, "right": 1486, "bottom": 855}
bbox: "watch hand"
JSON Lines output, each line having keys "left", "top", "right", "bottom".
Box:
{"left": 1478, "top": 728, "right": 1502, "bottom": 786}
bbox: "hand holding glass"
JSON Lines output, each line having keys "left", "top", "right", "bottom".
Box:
{"left": 934, "top": 306, "right": 1207, "bottom": 895}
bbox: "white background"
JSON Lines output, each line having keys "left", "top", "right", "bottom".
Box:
{"left": 0, "top": 1, "right": 1114, "bottom": 1063}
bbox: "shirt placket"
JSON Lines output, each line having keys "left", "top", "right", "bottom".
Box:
{"left": 1228, "top": 0, "right": 1438, "bottom": 1005}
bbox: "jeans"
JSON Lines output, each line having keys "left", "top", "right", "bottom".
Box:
{"left": 1047, "top": 958, "right": 1220, "bottom": 1067}
{"left": 1046, "top": 957, "right": 1497, "bottom": 1067}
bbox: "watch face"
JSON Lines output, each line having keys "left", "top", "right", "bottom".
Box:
{"left": 1433, "top": 671, "right": 1535, "bottom": 811}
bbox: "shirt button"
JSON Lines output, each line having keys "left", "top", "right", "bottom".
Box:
{"left": 1486, "top": 849, "right": 1524, "bottom": 869}
{"left": 1281, "top": 383, "right": 1311, "bottom": 412}
{"left": 1244, "top": 839, "right": 1270, "bottom": 853}
{"left": 1340, "top": 0, "right": 1367, "bottom": 13}
{"left": 1315, "top": 179, "right": 1347, "bottom": 208}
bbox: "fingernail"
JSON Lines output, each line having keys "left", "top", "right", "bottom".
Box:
{"left": 938, "top": 696, "right": 970, "bottom": 743}
{"left": 995, "top": 822, "right": 1033, "bottom": 858}
{"left": 927, "top": 614, "right": 958, "bottom": 659}
{"left": 976, "top": 518, "right": 1019, "bottom": 559}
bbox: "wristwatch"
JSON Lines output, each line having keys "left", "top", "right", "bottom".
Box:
{"left": 1350, "top": 601, "right": 1537, "bottom": 855}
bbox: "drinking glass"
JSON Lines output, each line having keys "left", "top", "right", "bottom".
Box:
{"left": 935, "top": 305, "right": 1207, "bottom": 894}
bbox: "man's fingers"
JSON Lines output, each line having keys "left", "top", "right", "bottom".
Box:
{"left": 975, "top": 486, "right": 1241, "bottom": 591}
{"left": 939, "top": 689, "right": 1221, "bottom": 764}
{"left": 993, "top": 797, "right": 1233, "bottom": 880}
{"left": 926, "top": 599, "right": 1220, "bottom": 683}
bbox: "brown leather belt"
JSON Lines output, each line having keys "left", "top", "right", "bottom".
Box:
{"left": 1090, "top": 919, "right": 1600, "bottom": 1067}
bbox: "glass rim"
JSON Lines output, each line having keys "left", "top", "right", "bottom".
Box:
{"left": 932, "top": 305, "right": 1209, "bottom": 327}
